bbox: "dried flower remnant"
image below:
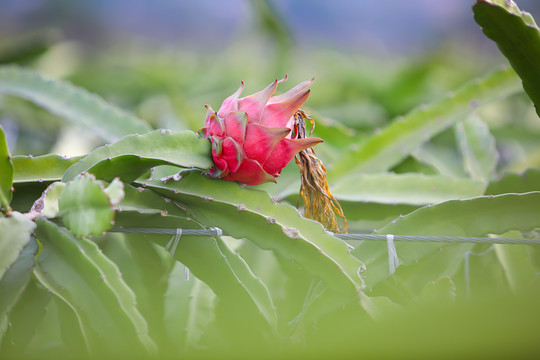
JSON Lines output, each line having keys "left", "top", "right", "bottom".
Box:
{"left": 294, "top": 110, "right": 348, "bottom": 234}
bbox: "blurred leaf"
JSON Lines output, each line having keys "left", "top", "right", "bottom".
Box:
{"left": 0, "top": 125, "right": 13, "bottom": 211}
{"left": 413, "top": 142, "right": 467, "bottom": 177}
{"left": 328, "top": 67, "right": 522, "bottom": 181}
{"left": 351, "top": 192, "right": 540, "bottom": 289}
{"left": 494, "top": 231, "right": 537, "bottom": 294}
{"left": 100, "top": 233, "right": 172, "bottom": 351}
{"left": 0, "top": 30, "right": 56, "bottom": 65}
{"left": 0, "top": 239, "right": 38, "bottom": 345}
{"left": 0, "top": 274, "right": 51, "bottom": 357}
{"left": 143, "top": 173, "right": 365, "bottom": 300}
{"left": 35, "top": 218, "right": 156, "bottom": 356}
{"left": 359, "top": 295, "right": 404, "bottom": 320}
{"left": 163, "top": 262, "right": 216, "bottom": 352}
{"left": 0, "top": 212, "right": 35, "bottom": 280}
{"left": 32, "top": 268, "right": 91, "bottom": 353}
{"left": 455, "top": 115, "right": 498, "bottom": 181}
{"left": 0, "top": 66, "right": 151, "bottom": 142}
{"left": 11, "top": 154, "right": 81, "bottom": 183}
{"left": 331, "top": 173, "right": 485, "bottom": 205}
{"left": 485, "top": 167, "right": 540, "bottom": 194}
{"left": 250, "top": 0, "right": 292, "bottom": 73}
{"left": 59, "top": 173, "right": 119, "bottom": 236}
{"left": 407, "top": 277, "right": 457, "bottom": 309}
{"left": 474, "top": 0, "right": 540, "bottom": 117}
{"left": 62, "top": 130, "right": 211, "bottom": 182}
{"left": 369, "top": 243, "right": 474, "bottom": 302}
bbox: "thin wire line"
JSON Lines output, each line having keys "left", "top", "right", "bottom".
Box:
{"left": 109, "top": 227, "right": 540, "bottom": 245}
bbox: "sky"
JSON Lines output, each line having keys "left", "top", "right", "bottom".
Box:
{"left": 2, "top": 0, "right": 539, "bottom": 56}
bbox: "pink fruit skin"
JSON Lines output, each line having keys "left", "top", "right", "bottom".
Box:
{"left": 199, "top": 77, "right": 322, "bottom": 185}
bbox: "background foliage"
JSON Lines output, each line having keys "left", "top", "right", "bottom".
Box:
{"left": 1, "top": 0, "right": 540, "bottom": 358}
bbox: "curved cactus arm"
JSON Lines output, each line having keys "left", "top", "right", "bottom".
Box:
{"left": 32, "top": 267, "right": 93, "bottom": 353}
{"left": 0, "top": 212, "right": 36, "bottom": 280}
{"left": 142, "top": 174, "right": 365, "bottom": 300}
{"left": 0, "top": 125, "right": 13, "bottom": 211}
{"left": 376, "top": 191, "right": 540, "bottom": 237}
{"left": 62, "top": 130, "right": 211, "bottom": 182}
{"left": 11, "top": 155, "right": 82, "bottom": 183}
{"left": 0, "top": 272, "right": 52, "bottom": 356}
{"left": 328, "top": 67, "right": 521, "bottom": 180}
{"left": 163, "top": 262, "right": 216, "bottom": 351}
{"left": 100, "top": 232, "right": 173, "bottom": 350}
{"left": 474, "top": 0, "right": 540, "bottom": 117}
{"left": 0, "top": 239, "right": 38, "bottom": 346}
{"left": 0, "top": 65, "right": 151, "bottom": 142}
{"left": 35, "top": 218, "right": 157, "bottom": 356}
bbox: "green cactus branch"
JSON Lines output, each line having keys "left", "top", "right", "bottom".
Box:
{"left": 328, "top": 67, "right": 522, "bottom": 180}
{"left": 0, "top": 125, "right": 13, "bottom": 211}
{"left": 474, "top": 0, "right": 540, "bottom": 117}
{"left": 0, "top": 66, "right": 152, "bottom": 142}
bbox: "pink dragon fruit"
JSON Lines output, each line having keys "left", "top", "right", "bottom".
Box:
{"left": 199, "top": 77, "right": 322, "bottom": 185}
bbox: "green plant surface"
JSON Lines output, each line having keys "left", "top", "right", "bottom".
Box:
{"left": 62, "top": 130, "right": 212, "bottom": 182}
{"left": 328, "top": 67, "right": 522, "bottom": 181}
{"left": 11, "top": 154, "right": 81, "bottom": 183}
{"left": 58, "top": 174, "right": 122, "bottom": 236}
{"left": 118, "top": 183, "right": 188, "bottom": 216}
{"left": 0, "top": 239, "right": 38, "bottom": 343}
{"left": 0, "top": 125, "right": 13, "bottom": 211}
{"left": 142, "top": 173, "right": 365, "bottom": 299}
{"left": 100, "top": 233, "right": 173, "bottom": 351}
{"left": 368, "top": 243, "right": 475, "bottom": 302}
{"left": 493, "top": 231, "right": 538, "bottom": 294}
{"left": 376, "top": 191, "right": 540, "bottom": 236}
{"left": 0, "top": 65, "right": 152, "bottom": 142}
{"left": 111, "top": 213, "right": 278, "bottom": 336}
{"left": 32, "top": 269, "right": 91, "bottom": 355}
{"left": 331, "top": 173, "right": 485, "bottom": 205}
{"left": 485, "top": 167, "right": 540, "bottom": 194}
{"left": 0, "top": 274, "right": 52, "bottom": 356}
{"left": 0, "top": 211, "right": 36, "bottom": 280}
{"left": 412, "top": 141, "right": 467, "bottom": 177}
{"left": 455, "top": 115, "right": 498, "bottom": 181}
{"left": 351, "top": 191, "right": 540, "bottom": 288}
{"left": 163, "top": 263, "right": 216, "bottom": 351}
{"left": 35, "top": 218, "right": 157, "bottom": 356}
{"left": 474, "top": 0, "right": 540, "bottom": 117}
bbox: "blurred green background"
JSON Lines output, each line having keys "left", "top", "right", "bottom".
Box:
{"left": 2, "top": 2, "right": 540, "bottom": 358}
{"left": 1, "top": 0, "right": 538, "bottom": 158}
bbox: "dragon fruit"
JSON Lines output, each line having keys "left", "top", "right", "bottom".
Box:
{"left": 199, "top": 77, "right": 322, "bottom": 185}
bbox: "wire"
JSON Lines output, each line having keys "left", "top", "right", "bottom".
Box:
{"left": 109, "top": 227, "right": 540, "bottom": 245}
